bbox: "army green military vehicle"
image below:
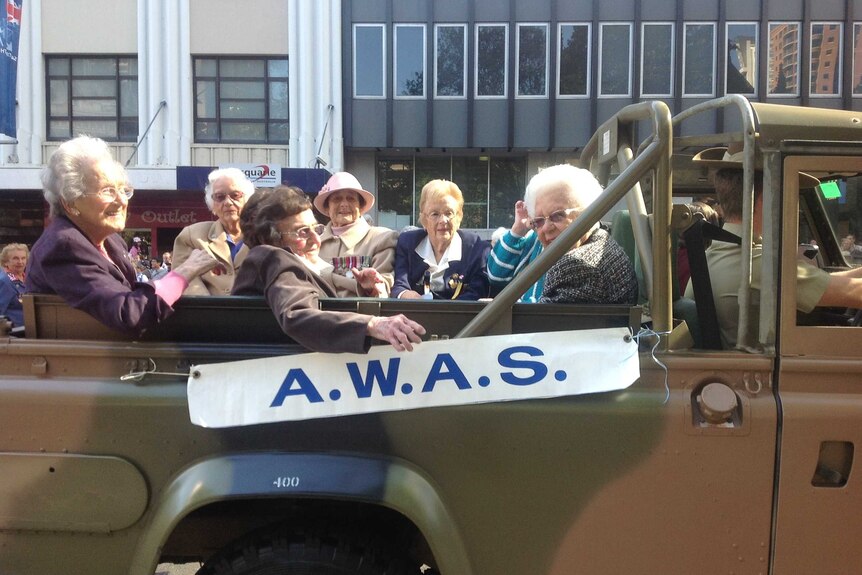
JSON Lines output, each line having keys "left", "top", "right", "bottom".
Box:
{"left": 2, "top": 95, "right": 862, "bottom": 574}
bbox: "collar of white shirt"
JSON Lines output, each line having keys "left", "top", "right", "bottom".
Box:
{"left": 415, "top": 232, "right": 462, "bottom": 293}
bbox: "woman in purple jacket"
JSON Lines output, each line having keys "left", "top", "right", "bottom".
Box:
{"left": 26, "top": 136, "right": 219, "bottom": 337}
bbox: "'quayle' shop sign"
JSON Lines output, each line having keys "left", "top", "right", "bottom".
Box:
{"left": 187, "top": 328, "right": 639, "bottom": 427}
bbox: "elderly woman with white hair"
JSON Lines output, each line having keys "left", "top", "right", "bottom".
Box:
{"left": 488, "top": 164, "right": 637, "bottom": 304}
{"left": 172, "top": 167, "right": 255, "bottom": 295}
{"left": 25, "top": 136, "right": 219, "bottom": 336}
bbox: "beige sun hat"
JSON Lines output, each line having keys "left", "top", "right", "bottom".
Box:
{"left": 692, "top": 143, "right": 820, "bottom": 189}
{"left": 313, "top": 172, "right": 376, "bottom": 215}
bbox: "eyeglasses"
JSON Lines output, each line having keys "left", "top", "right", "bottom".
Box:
{"left": 212, "top": 191, "right": 244, "bottom": 203}
{"left": 424, "top": 210, "right": 458, "bottom": 222}
{"left": 529, "top": 208, "right": 579, "bottom": 230}
{"left": 281, "top": 223, "right": 325, "bottom": 239}
{"left": 86, "top": 186, "right": 134, "bottom": 202}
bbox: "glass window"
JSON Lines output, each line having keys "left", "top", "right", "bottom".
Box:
{"left": 269, "top": 82, "right": 288, "bottom": 119}
{"left": 376, "top": 155, "right": 526, "bottom": 229}
{"left": 354, "top": 24, "right": 386, "bottom": 98}
{"left": 810, "top": 23, "right": 843, "bottom": 96}
{"left": 395, "top": 24, "right": 426, "bottom": 98}
{"left": 599, "top": 23, "right": 632, "bottom": 97}
{"left": 854, "top": 24, "right": 862, "bottom": 96}
{"left": 377, "top": 158, "right": 415, "bottom": 229}
{"left": 558, "top": 23, "right": 590, "bottom": 97}
{"left": 193, "top": 56, "right": 289, "bottom": 144}
{"left": 476, "top": 24, "right": 508, "bottom": 98}
{"left": 726, "top": 23, "right": 758, "bottom": 95}
{"left": 683, "top": 23, "right": 716, "bottom": 96}
{"left": 435, "top": 24, "right": 466, "bottom": 98}
{"left": 517, "top": 24, "right": 548, "bottom": 97}
{"left": 452, "top": 156, "right": 491, "bottom": 227}
{"left": 768, "top": 22, "right": 800, "bottom": 96}
{"left": 641, "top": 23, "right": 673, "bottom": 97}
{"left": 46, "top": 55, "right": 138, "bottom": 142}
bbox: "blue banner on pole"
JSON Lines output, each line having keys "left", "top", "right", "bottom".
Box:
{"left": 0, "top": 0, "right": 23, "bottom": 138}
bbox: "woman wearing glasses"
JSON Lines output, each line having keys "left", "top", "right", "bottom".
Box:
{"left": 392, "top": 179, "right": 491, "bottom": 300}
{"left": 26, "top": 136, "right": 220, "bottom": 336}
{"left": 489, "top": 164, "right": 637, "bottom": 304}
{"left": 233, "top": 186, "right": 425, "bottom": 353}
{"left": 172, "top": 167, "right": 256, "bottom": 295}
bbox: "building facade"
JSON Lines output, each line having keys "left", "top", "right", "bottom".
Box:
{"left": 341, "top": 0, "right": 862, "bottom": 230}
{"left": 4, "top": 0, "right": 862, "bottom": 250}
{"left": 0, "top": 0, "right": 336, "bottom": 255}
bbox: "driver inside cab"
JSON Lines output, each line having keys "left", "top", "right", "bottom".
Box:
{"left": 685, "top": 146, "right": 862, "bottom": 349}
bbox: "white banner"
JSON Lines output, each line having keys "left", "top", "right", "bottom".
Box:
{"left": 188, "top": 328, "right": 639, "bottom": 428}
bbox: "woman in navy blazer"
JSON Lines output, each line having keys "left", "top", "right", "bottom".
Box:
{"left": 392, "top": 179, "right": 491, "bottom": 300}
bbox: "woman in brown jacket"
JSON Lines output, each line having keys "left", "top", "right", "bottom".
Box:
{"left": 172, "top": 168, "right": 255, "bottom": 295}
{"left": 232, "top": 186, "right": 424, "bottom": 353}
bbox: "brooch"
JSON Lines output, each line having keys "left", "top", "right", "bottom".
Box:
{"left": 447, "top": 273, "right": 465, "bottom": 299}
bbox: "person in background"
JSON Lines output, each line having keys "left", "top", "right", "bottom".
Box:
{"left": 149, "top": 257, "right": 169, "bottom": 281}
{"left": 533, "top": 165, "right": 638, "bottom": 304}
{"left": 172, "top": 168, "right": 255, "bottom": 295}
{"left": 0, "top": 243, "right": 28, "bottom": 328}
{"left": 135, "top": 260, "right": 151, "bottom": 283}
{"left": 392, "top": 180, "right": 490, "bottom": 300}
{"left": 232, "top": 185, "right": 425, "bottom": 352}
{"left": 128, "top": 236, "right": 142, "bottom": 260}
{"left": 161, "top": 251, "right": 172, "bottom": 270}
{"left": 25, "top": 136, "right": 220, "bottom": 337}
{"left": 314, "top": 172, "right": 398, "bottom": 297}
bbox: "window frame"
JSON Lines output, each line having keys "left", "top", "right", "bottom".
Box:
{"left": 640, "top": 22, "right": 674, "bottom": 98}
{"left": 809, "top": 21, "right": 843, "bottom": 98}
{"left": 474, "top": 23, "right": 509, "bottom": 100}
{"left": 597, "top": 22, "right": 633, "bottom": 98}
{"left": 682, "top": 21, "right": 717, "bottom": 98}
{"left": 394, "top": 24, "right": 427, "bottom": 100}
{"left": 556, "top": 22, "right": 592, "bottom": 99}
{"left": 45, "top": 55, "right": 139, "bottom": 143}
{"left": 725, "top": 21, "right": 759, "bottom": 97}
{"left": 767, "top": 21, "right": 801, "bottom": 98}
{"left": 353, "top": 23, "right": 387, "bottom": 99}
{"left": 434, "top": 23, "right": 467, "bottom": 100}
{"left": 853, "top": 23, "right": 862, "bottom": 97}
{"left": 515, "top": 22, "right": 549, "bottom": 99}
{"left": 192, "top": 56, "right": 289, "bottom": 145}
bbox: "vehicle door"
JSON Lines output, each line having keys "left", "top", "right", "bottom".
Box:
{"left": 773, "top": 154, "right": 862, "bottom": 573}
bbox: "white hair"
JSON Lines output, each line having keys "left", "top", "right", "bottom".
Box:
{"left": 42, "top": 136, "right": 119, "bottom": 217}
{"left": 524, "top": 164, "right": 603, "bottom": 217}
{"left": 204, "top": 168, "right": 256, "bottom": 209}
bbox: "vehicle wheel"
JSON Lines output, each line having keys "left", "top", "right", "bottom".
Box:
{"left": 196, "top": 527, "right": 412, "bottom": 575}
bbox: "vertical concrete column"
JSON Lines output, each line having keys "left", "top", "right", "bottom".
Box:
{"left": 137, "top": 0, "right": 190, "bottom": 166}
{"left": 288, "top": 0, "right": 343, "bottom": 171}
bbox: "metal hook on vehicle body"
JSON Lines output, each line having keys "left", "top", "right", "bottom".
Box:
{"left": 121, "top": 358, "right": 190, "bottom": 382}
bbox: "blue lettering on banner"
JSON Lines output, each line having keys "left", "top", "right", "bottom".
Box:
{"left": 269, "top": 346, "right": 555, "bottom": 407}
{"left": 422, "top": 353, "right": 472, "bottom": 393}
{"left": 498, "top": 346, "right": 548, "bottom": 386}
{"left": 270, "top": 368, "right": 324, "bottom": 406}
{"left": 346, "top": 358, "right": 401, "bottom": 398}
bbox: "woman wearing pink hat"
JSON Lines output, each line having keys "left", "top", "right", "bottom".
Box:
{"left": 313, "top": 172, "right": 398, "bottom": 297}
